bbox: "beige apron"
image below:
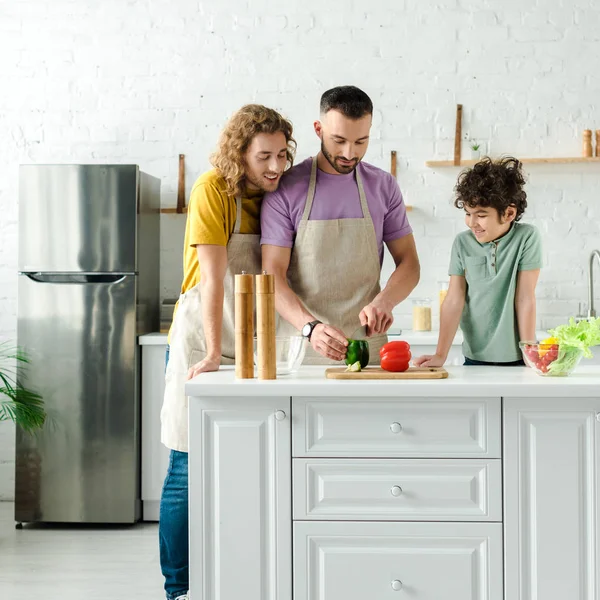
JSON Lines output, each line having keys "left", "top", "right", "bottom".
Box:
{"left": 280, "top": 157, "right": 387, "bottom": 365}
{"left": 161, "top": 196, "right": 261, "bottom": 451}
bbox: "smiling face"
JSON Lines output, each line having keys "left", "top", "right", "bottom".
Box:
{"left": 244, "top": 131, "right": 289, "bottom": 193}
{"left": 464, "top": 204, "right": 517, "bottom": 243}
{"left": 314, "top": 109, "right": 371, "bottom": 174}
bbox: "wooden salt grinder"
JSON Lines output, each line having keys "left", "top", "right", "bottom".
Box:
{"left": 583, "top": 129, "right": 593, "bottom": 157}
{"left": 595, "top": 130, "right": 600, "bottom": 157}
{"left": 256, "top": 271, "right": 276, "bottom": 380}
{"left": 234, "top": 272, "right": 254, "bottom": 379}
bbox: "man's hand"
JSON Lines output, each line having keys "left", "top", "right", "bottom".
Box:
{"left": 187, "top": 355, "right": 220, "bottom": 380}
{"left": 413, "top": 353, "right": 446, "bottom": 368}
{"left": 310, "top": 324, "right": 348, "bottom": 361}
{"left": 359, "top": 299, "right": 394, "bottom": 335}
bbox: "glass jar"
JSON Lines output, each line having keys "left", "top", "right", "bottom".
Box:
{"left": 412, "top": 298, "right": 432, "bottom": 332}
{"left": 438, "top": 280, "right": 449, "bottom": 314}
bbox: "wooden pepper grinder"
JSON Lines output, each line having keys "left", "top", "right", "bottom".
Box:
{"left": 256, "top": 271, "right": 276, "bottom": 380}
{"left": 583, "top": 129, "right": 593, "bottom": 157}
{"left": 234, "top": 272, "right": 254, "bottom": 379}
{"left": 596, "top": 130, "right": 600, "bottom": 157}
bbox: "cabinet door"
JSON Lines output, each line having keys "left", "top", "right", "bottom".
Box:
{"left": 189, "top": 396, "right": 291, "bottom": 600}
{"left": 294, "top": 521, "right": 503, "bottom": 600}
{"left": 140, "top": 344, "right": 170, "bottom": 521}
{"left": 504, "top": 397, "right": 600, "bottom": 600}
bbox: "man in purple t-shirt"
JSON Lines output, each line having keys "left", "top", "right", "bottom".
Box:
{"left": 261, "top": 86, "right": 420, "bottom": 364}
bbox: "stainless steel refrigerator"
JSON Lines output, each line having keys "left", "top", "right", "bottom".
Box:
{"left": 15, "top": 165, "right": 160, "bottom": 524}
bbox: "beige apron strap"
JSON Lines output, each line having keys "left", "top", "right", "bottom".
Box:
{"left": 303, "top": 158, "right": 373, "bottom": 225}
{"left": 233, "top": 195, "right": 243, "bottom": 234}
{"left": 355, "top": 166, "right": 373, "bottom": 224}
{"left": 300, "top": 158, "right": 319, "bottom": 222}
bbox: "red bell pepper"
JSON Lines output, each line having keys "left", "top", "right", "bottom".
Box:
{"left": 379, "top": 341, "right": 411, "bottom": 372}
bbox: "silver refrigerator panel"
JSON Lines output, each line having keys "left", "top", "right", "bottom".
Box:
{"left": 15, "top": 273, "right": 140, "bottom": 523}
{"left": 18, "top": 165, "right": 139, "bottom": 274}
{"left": 136, "top": 172, "right": 161, "bottom": 335}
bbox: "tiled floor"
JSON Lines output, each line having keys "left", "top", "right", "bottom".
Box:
{"left": 0, "top": 502, "right": 164, "bottom": 598}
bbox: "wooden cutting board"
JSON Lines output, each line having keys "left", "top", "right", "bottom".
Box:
{"left": 325, "top": 367, "right": 448, "bottom": 380}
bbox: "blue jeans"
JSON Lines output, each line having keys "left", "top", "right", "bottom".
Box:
{"left": 464, "top": 357, "right": 525, "bottom": 366}
{"left": 159, "top": 345, "right": 189, "bottom": 599}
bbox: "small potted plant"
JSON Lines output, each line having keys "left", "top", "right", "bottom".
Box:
{"left": 470, "top": 142, "right": 481, "bottom": 160}
{"left": 0, "top": 343, "right": 45, "bottom": 432}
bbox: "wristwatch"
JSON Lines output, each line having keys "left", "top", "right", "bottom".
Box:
{"left": 302, "top": 320, "right": 322, "bottom": 341}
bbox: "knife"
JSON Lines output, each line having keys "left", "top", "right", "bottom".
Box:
{"left": 350, "top": 325, "right": 368, "bottom": 340}
{"left": 349, "top": 325, "right": 403, "bottom": 339}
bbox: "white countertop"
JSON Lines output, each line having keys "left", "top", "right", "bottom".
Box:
{"left": 138, "top": 332, "right": 169, "bottom": 345}
{"left": 138, "top": 331, "right": 464, "bottom": 346}
{"left": 185, "top": 365, "right": 600, "bottom": 398}
{"left": 141, "top": 329, "right": 548, "bottom": 347}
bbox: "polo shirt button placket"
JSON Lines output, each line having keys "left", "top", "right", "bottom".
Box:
{"left": 491, "top": 243, "right": 497, "bottom": 271}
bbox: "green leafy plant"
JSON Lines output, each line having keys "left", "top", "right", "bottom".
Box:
{"left": 470, "top": 142, "right": 481, "bottom": 151}
{"left": 0, "top": 342, "right": 45, "bottom": 432}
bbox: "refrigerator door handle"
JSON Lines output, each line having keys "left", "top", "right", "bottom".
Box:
{"left": 21, "top": 273, "right": 131, "bottom": 284}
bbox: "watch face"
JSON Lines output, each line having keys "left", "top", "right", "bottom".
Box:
{"left": 302, "top": 323, "right": 312, "bottom": 338}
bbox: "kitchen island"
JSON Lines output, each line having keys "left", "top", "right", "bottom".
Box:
{"left": 186, "top": 366, "right": 600, "bottom": 600}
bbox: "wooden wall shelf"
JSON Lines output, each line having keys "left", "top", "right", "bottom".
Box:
{"left": 426, "top": 156, "right": 600, "bottom": 168}
{"left": 160, "top": 207, "right": 188, "bottom": 214}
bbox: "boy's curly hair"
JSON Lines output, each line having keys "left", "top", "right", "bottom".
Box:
{"left": 210, "top": 104, "right": 296, "bottom": 198}
{"left": 454, "top": 156, "right": 527, "bottom": 221}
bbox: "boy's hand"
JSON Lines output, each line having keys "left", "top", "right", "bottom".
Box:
{"left": 414, "top": 353, "right": 446, "bottom": 368}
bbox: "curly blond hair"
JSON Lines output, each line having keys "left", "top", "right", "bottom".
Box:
{"left": 210, "top": 104, "right": 296, "bottom": 197}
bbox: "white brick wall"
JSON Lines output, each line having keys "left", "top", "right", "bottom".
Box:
{"left": 1, "top": 0, "right": 600, "bottom": 499}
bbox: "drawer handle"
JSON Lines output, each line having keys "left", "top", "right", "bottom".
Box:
{"left": 596, "top": 413, "right": 600, "bottom": 422}
{"left": 391, "top": 485, "right": 403, "bottom": 497}
{"left": 391, "top": 579, "right": 403, "bottom": 591}
{"left": 274, "top": 410, "right": 286, "bottom": 421}
{"left": 390, "top": 422, "right": 403, "bottom": 434}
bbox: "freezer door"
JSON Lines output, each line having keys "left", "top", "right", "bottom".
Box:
{"left": 18, "top": 165, "right": 139, "bottom": 273}
{"left": 15, "top": 273, "right": 140, "bottom": 523}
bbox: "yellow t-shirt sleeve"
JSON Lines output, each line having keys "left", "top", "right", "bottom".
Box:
{"left": 186, "top": 182, "right": 233, "bottom": 247}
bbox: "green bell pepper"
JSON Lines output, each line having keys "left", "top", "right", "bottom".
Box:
{"left": 345, "top": 339, "right": 370, "bottom": 369}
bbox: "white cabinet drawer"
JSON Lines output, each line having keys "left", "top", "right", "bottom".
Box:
{"left": 292, "top": 397, "right": 501, "bottom": 457}
{"left": 293, "top": 458, "right": 502, "bottom": 521}
{"left": 294, "top": 521, "right": 503, "bottom": 600}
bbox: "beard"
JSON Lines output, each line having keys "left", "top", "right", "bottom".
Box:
{"left": 321, "top": 141, "right": 360, "bottom": 174}
{"left": 245, "top": 170, "right": 281, "bottom": 193}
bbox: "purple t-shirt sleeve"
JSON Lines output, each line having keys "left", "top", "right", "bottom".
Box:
{"left": 260, "top": 189, "right": 295, "bottom": 248}
{"left": 382, "top": 179, "right": 413, "bottom": 242}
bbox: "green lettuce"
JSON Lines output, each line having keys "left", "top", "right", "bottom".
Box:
{"left": 548, "top": 317, "right": 600, "bottom": 359}
{"left": 548, "top": 345, "right": 583, "bottom": 375}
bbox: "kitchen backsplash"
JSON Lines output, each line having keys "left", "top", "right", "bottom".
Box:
{"left": 3, "top": 2, "right": 599, "bottom": 345}
{"left": 2, "top": 0, "right": 600, "bottom": 499}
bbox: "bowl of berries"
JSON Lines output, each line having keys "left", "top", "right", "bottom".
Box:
{"left": 519, "top": 337, "right": 583, "bottom": 377}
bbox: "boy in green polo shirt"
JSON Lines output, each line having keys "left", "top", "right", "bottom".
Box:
{"left": 415, "top": 156, "right": 542, "bottom": 367}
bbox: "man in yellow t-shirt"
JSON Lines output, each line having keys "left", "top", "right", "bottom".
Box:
{"left": 160, "top": 104, "right": 296, "bottom": 600}
{"left": 176, "top": 169, "right": 264, "bottom": 302}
